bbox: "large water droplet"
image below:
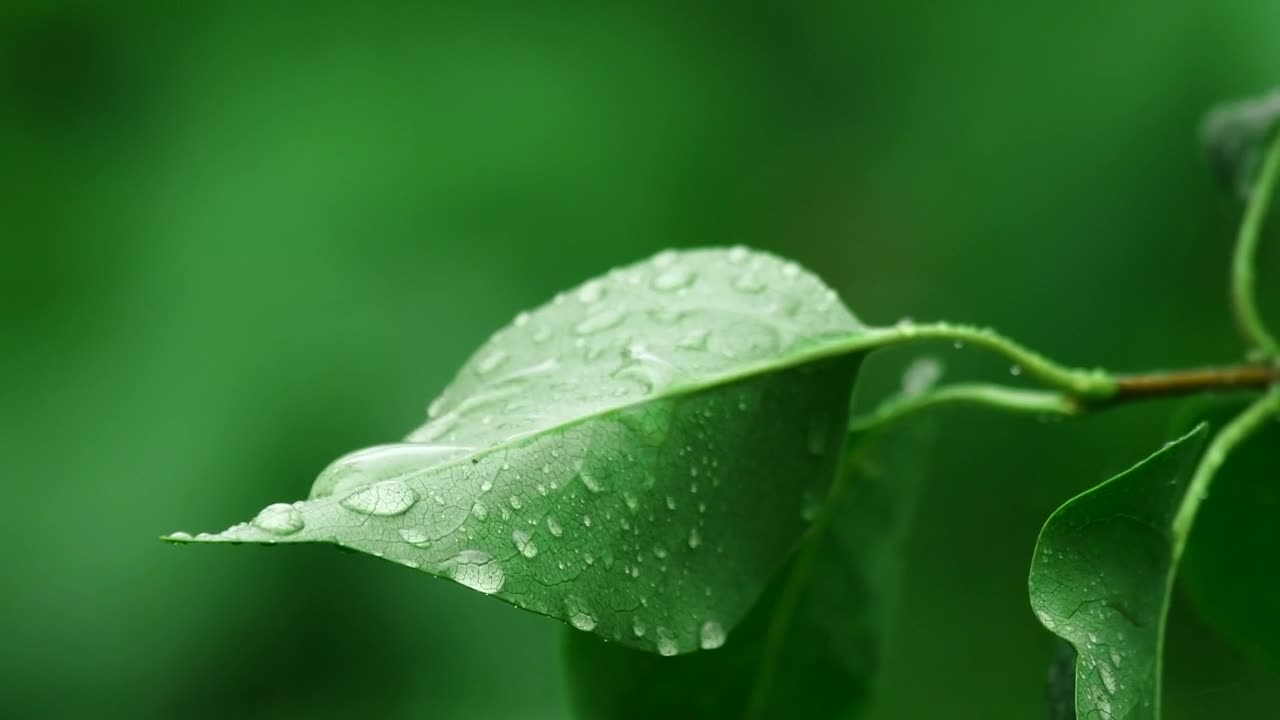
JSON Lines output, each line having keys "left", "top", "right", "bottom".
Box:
{"left": 513, "top": 528, "right": 539, "bottom": 558}
{"left": 574, "top": 307, "right": 625, "bottom": 335}
{"left": 652, "top": 266, "right": 696, "bottom": 292}
{"left": 580, "top": 471, "right": 604, "bottom": 493}
{"left": 656, "top": 629, "right": 679, "bottom": 656}
{"left": 168, "top": 531, "right": 193, "bottom": 541}
{"left": 398, "top": 527, "right": 430, "bottom": 546}
{"left": 339, "top": 480, "right": 419, "bottom": 516}
{"left": 471, "top": 500, "right": 488, "bottom": 520}
{"left": 577, "top": 281, "right": 606, "bottom": 304}
{"left": 252, "top": 503, "right": 304, "bottom": 536}
{"left": 699, "top": 621, "right": 726, "bottom": 649}
{"left": 568, "top": 606, "right": 597, "bottom": 632}
{"left": 546, "top": 515, "right": 564, "bottom": 537}
{"left": 448, "top": 549, "right": 505, "bottom": 594}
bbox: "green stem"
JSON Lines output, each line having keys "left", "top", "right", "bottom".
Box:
{"left": 1171, "top": 386, "right": 1280, "bottom": 555}
{"left": 849, "top": 383, "right": 1078, "bottom": 432}
{"left": 865, "top": 322, "right": 1116, "bottom": 398}
{"left": 1233, "top": 129, "right": 1280, "bottom": 357}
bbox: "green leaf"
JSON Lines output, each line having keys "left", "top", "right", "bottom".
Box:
{"left": 1028, "top": 424, "right": 1209, "bottom": 720}
{"left": 1178, "top": 404, "right": 1280, "bottom": 677}
{"left": 562, "top": 418, "right": 935, "bottom": 719}
{"left": 169, "top": 247, "right": 873, "bottom": 655}
{"left": 1202, "top": 87, "right": 1280, "bottom": 200}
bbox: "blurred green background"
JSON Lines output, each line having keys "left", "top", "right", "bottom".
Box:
{"left": 4, "top": 2, "right": 1279, "bottom": 718}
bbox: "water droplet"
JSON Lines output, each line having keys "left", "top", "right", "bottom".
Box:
{"left": 732, "top": 271, "right": 767, "bottom": 294}
{"left": 513, "top": 311, "right": 531, "bottom": 327}
{"left": 676, "top": 329, "right": 710, "bottom": 351}
{"left": 475, "top": 349, "right": 509, "bottom": 376}
{"left": 583, "top": 514, "right": 593, "bottom": 527}
{"left": 568, "top": 604, "right": 597, "bottom": 631}
{"left": 727, "top": 246, "right": 748, "bottom": 264}
{"left": 471, "top": 501, "right": 488, "bottom": 520}
{"left": 653, "top": 546, "right": 667, "bottom": 559}
{"left": 532, "top": 326, "right": 552, "bottom": 343}
{"left": 398, "top": 527, "right": 430, "bottom": 546}
{"left": 688, "top": 527, "right": 702, "bottom": 549}
{"left": 666, "top": 496, "right": 677, "bottom": 511}
{"left": 656, "top": 630, "right": 679, "bottom": 656}
{"left": 580, "top": 471, "right": 604, "bottom": 493}
{"left": 448, "top": 549, "right": 505, "bottom": 594}
{"left": 574, "top": 307, "right": 625, "bottom": 335}
{"left": 577, "top": 280, "right": 606, "bottom": 304}
{"left": 509, "top": 495, "right": 523, "bottom": 510}
{"left": 623, "top": 492, "right": 639, "bottom": 512}
{"left": 652, "top": 266, "right": 696, "bottom": 292}
{"left": 699, "top": 621, "right": 726, "bottom": 649}
{"left": 1009, "top": 364, "right": 1023, "bottom": 377}
{"left": 252, "top": 503, "right": 304, "bottom": 536}
{"left": 632, "top": 617, "right": 647, "bottom": 637}
{"left": 339, "top": 481, "right": 419, "bottom": 516}
{"left": 512, "top": 529, "right": 539, "bottom": 558}
{"left": 652, "top": 250, "right": 678, "bottom": 268}
{"left": 480, "top": 479, "right": 493, "bottom": 493}
{"left": 546, "top": 515, "right": 564, "bottom": 537}
{"left": 780, "top": 262, "right": 800, "bottom": 279}
{"left": 168, "top": 531, "right": 193, "bottom": 541}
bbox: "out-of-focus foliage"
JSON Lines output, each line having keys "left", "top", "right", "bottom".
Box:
{"left": 4, "top": 2, "right": 1280, "bottom": 718}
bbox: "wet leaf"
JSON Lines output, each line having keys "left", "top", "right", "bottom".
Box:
{"left": 562, "top": 418, "right": 936, "bottom": 718}
{"left": 168, "top": 247, "right": 873, "bottom": 655}
{"left": 1028, "top": 425, "right": 1209, "bottom": 720}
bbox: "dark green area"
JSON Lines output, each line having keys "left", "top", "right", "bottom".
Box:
{"left": 4, "top": 2, "right": 1280, "bottom": 718}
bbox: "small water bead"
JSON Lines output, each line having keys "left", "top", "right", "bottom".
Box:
{"left": 340, "top": 480, "right": 419, "bottom": 517}
{"left": 623, "top": 493, "right": 639, "bottom": 512}
{"left": 509, "top": 496, "right": 523, "bottom": 510}
{"left": 513, "top": 311, "right": 531, "bottom": 327}
{"left": 448, "top": 549, "right": 505, "bottom": 594}
{"left": 398, "top": 527, "right": 430, "bottom": 546}
{"left": 688, "top": 527, "right": 702, "bottom": 549}
{"left": 732, "top": 271, "right": 768, "bottom": 294}
{"left": 727, "top": 246, "right": 749, "bottom": 264}
{"left": 569, "top": 610, "right": 597, "bottom": 632}
{"left": 252, "top": 503, "right": 304, "bottom": 536}
{"left": 512, "top": 529, "right": 539, "bottom": 558}
{"left": 652, "top": 250, "right": 679, "bottom": 268}
{"left": 475, "top": 349, "right": 509, "bottom": 376}
{"left": 653, "top": 546, "right": 667, "bottom": 559}
{"left": 471, "top": 501, "right": 488, "bottom": 520}
{"left": 780, "top": 262, "right": 800, "bottom": 279}
{"left": 665, "top": 496, "right": 677, "bottom": 511}
{"left": 480, "top": 479, "right": 493, "bottom": 493}
{"left": 632, "top": 618, "right": 647, "bottom": 638}
{"left": 583, "top": 514, "right": 593, "bottom": 527}
{"left": 546, "top": 515, "right": 564, "bottom": 537}
{"left": 652, "top": 265, "right": 696, "bottom": 292}
{"left": 676, "top": 329, "right": 710, "bottom": 351}
{"left": 573, "top": 307, "right": 626, "bottom": 336}
{"left": 699, "top": 621, "right": 726, "bottom": 650}
{"left": 1009, "top": 364, "right": 1024, "bottom": 377}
